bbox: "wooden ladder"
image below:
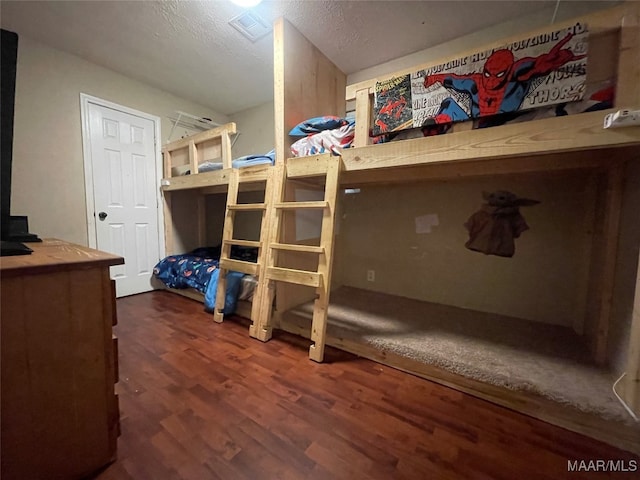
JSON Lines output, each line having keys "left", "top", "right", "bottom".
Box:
{"left": 212, "top": 164, "right": 273, "bottom": 337}
{"left": 254, "top": 155, "right": 342, "bottom": 361}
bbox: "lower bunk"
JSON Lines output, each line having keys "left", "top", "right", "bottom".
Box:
{"left": 163, "top": 286, "right": 254, "bottom": 320}
{"left": 278, "top": 285, "right": 640, "bottom": 455}
{"left": 152, "top": 247, "right": 258, "bottom": 320}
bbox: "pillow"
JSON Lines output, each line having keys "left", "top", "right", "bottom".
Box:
{"left": 289, "top": 116, "right": 348, "bottom": 137}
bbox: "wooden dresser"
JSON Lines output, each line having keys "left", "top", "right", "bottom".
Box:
{"left": 1, "top": 239, "right": 123, "bottom": 480}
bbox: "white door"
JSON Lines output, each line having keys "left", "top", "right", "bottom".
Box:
{"left": 87, "top": 102, "right": 160, "bottom": 297}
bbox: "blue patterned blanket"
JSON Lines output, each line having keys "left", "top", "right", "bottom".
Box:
{"left": 153, "top": 254, "right": 244, "bottom": 314}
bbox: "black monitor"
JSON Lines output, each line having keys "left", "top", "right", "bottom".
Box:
{"left": 1, "top": 28, "right": 18, "bottom": 242}
{"left": 1, "top": 28, "right": 35, "bottom": 256}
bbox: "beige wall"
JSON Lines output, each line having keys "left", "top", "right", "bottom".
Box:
{"left": 230, "top": 101, "right": 275, "bottom": 158}
{"left": 10, "top": 35, "right": 229, "bottom": 247}
{"left": 211, "top": 102, "right": 276, "bottom": 246}
{"left": 167, "top": 190, "right": 204, "bottom": 255}
{"left": 204, "top": 190, "right": 265, "bottom": 249}
{"left": 334, "top": 172, "right": 597, "bottom": 328}
{"left": 347, "top": 1, "right": 621, "bottom": 86}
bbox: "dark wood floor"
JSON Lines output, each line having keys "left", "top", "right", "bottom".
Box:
{"left": 95, "top": 291, "right": 638, "bottom": 480}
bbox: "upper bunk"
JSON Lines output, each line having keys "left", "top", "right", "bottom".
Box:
{"left": 275, "top": 2, "right": 640, "bottom": 186}
{"left": 161, "top": 122, "right": 274, "bottom": 194}
{"left": 162, "top": 122, "right": 236, "bottom": 192}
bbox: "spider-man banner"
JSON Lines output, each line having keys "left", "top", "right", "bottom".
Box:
{"left": 372, "top": 22, "right": 588, "bottom": 135}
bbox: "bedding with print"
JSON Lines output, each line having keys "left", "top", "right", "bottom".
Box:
{"left": 153, "top": 253, "right": 243, "bottom": 315}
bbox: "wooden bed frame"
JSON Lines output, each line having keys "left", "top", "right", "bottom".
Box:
{"left": 161, "top": 122, "right": 237, "bottom": 256}
{"left": 261, "top": 2, "right": 640, "bottom": 453}
{"left": 160, "top": 122, "right": 271, "bottom": 329}
{"left": 155, "top": 3, "right": 639, "bottom": 453}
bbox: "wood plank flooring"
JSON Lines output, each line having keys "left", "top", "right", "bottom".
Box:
{"left": 95, "top": 291, "right": 639, "bottom": 479}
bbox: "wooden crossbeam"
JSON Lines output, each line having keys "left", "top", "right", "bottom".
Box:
{"left": 220, "top": 258, "right": 259, "bottom": 276}
{"left": 273, "top": 201, "right": 329, "bottom": 210}
{"left": 222, "top": 239, "right": 262, "bottom": 248}
{"left": 266, "top": 266, "right": 322, "bottom": 288}
{"left": 270, "top": 243, "right": 324, "bottom": 254}
{"left": 227, "top": 203, "right": 267, "bottom": 211}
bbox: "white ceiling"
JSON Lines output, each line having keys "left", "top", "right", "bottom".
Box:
{"left": 0, "top": 0, "right": 617, "bottom": 115}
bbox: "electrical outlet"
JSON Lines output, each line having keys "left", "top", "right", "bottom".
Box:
{"left": 367, "top": 270, "right": 375, "bottom": 282}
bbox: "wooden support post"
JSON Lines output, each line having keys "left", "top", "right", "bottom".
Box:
{"left": 163, "top": 150, "right": 172, "bottom": 179}
{"left": 163, "top": 192, "right": 173, "bottom": 256}
{"left": 197, "top": 194, "right": 206, "bottom": 248}
{"left": 614, "top": 1, "right": 640, "bottom": 107}
{"left": 221, "top": 131, "right": 232, "bottom": 169}
{"left": 619, "top": 252, "right": 640, "bottom": 416}
{"left": 592, "top": 164, "right": 624, "bottom": 365}
{"left": 189, "top": 140, "right": 198, "bottom": 176}
{"left": 617, "top": 1, "right": 640, "bottom": 418}
{"left": 354, "top": 89, "right": 371, "bottom": 148}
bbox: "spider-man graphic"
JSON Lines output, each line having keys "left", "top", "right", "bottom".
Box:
{"left": 374, "top": 95, "right": 407, "bottom": 132}
{"left": 423, "top": 33, "right": 586, "bottom": 124}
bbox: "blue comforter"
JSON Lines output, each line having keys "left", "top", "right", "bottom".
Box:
{"left": 153, "top": 254, "right": 244, "bottom": 314}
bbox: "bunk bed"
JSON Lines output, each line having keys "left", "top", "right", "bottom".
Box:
{"left": 261, "top": 3, "right": 640, "bottom": 454}
{"left": 159, "top": 122, "right": 273, "bottom": 327}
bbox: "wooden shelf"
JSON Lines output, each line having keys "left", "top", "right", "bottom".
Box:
{"left": 339, "top": 110, "right": 640, "bottom": 177}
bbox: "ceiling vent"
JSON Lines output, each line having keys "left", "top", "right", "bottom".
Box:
{"left": 229, "top": 10, "right": 271, "bottom": 42}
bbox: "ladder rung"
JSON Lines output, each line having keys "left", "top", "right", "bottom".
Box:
{"left": 270, "top": 243, "right": 324, "bottom": 254}
{"left": 220, "top": 258, "right": 259, "bottom": 275}
{"left": 228, "top": 203, "right": 266, "bottom": 211}
{"left": 274, "top": 201, "right": 328, "bottom": 210}
{"left": 223, "top": 239, "right": 261, "bottom": 248}
{"left": 266, "top": 267, "right": 322, "bottom": 288}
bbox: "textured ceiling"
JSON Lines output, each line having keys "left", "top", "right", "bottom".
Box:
{"left": 0, "top": 0, "right": 616, "bottom": 115}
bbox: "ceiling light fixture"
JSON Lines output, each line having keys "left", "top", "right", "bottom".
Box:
{"left": 230, "top": 0, "right": 263, "bottom": 7}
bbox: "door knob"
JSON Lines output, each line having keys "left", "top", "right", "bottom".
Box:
{"left": 98, "top": 212, "right": 107, "bottom": 221}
